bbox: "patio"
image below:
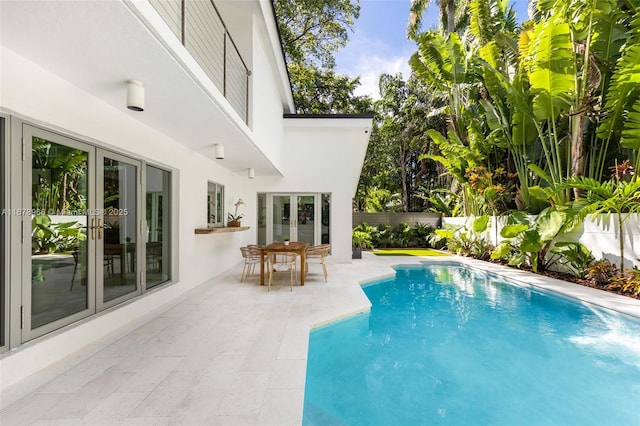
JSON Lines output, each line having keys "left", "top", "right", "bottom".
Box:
{"left": 0, "top": 253, "right": 397, "bottom": 425}
{"left": 2, "top": 252, "right": 639, "bottom": 425}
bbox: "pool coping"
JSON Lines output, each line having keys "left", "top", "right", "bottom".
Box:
{"left": 372, "top": 255, "right": 640, "bottom": 320}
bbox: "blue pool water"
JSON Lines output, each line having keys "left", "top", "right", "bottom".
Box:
{"left": 303, "top": 263, "right": 640, "bottom": 425}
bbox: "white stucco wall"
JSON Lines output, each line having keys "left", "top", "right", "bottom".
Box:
{"left": 442, "top": 214, "right": 640, "bottom": 270}
{"left": 249, "top": 17, "right": 286, "bottom": 169}
{"left": 0, "top": 47, "right": 261, "bottom": 388}
{"left": 264, "top": 121, "right": 370, "bottom": 263}
{"left": 0, "top": 0, "right": 371, "bottom": 389}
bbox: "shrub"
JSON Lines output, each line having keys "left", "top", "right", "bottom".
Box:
{"left": 585, "top": 259, "right": 618, "bottom": 286}
{"left": 352, "top": 230, "right": 373, "bottom": 249}
{"left": 548, "top": 242, "right": 594, "bottom": 278}
{"left": 607, "top": 267, "right": 640, "bottom": 296}
{"left": 352, "top": 222, "right": 439, "bottom": 249}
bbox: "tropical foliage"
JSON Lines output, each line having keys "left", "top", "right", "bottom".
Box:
{"left": 402, "top": 0, "right": 640, "bottom": 216}
{"left": 274, "top": 0, "right": 373, "bottom": 114}
{"left": 273, "top": 0, "right": 640, "bottom": 282}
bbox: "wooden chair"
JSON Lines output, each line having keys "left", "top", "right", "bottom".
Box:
{"left": 267, "top": 252, "right": 297, "bottom": 291}
{"left": 305, "top": 244, "right": 330, "bottom": 282}
{"left": 240, "top": 246, "right": 263, "bottom": 282}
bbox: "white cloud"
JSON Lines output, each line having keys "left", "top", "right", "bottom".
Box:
{"left": 349, "top": 54, "right": 413, "bottom": 99}
{"left": 335, "top": 24, "right": 415, "bottom": 99}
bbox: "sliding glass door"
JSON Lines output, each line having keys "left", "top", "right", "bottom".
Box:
{"left": 27, "top": 127, "right": 93, "bottom": 334}
{"left": 98, "top": 152, "right": 141, "bottom": 308}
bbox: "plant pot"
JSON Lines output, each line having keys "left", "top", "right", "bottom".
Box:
{"left": 227, "top": 220, "right": 241, "bottom": 227}
{"left": 284, "top": 241, "right": 290, "bottom": 245}
{"left": 352, "top": 247, "right": 362, "bottom": 259}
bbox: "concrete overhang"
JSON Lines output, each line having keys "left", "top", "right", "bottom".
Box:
{"left": 0, "top": 0, "right": 282, "bottom": 176}
{"left": 283, "top": 114, "right": 374, "bottom": 197}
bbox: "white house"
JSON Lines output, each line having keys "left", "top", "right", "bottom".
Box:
{"left": 0, "top": 0, "right": 372, "bottom": 388}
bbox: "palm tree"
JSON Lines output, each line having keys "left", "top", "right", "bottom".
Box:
{"left": 407, "top": 0, "right": 467, "bottom": 39}
{"left": 556, "top": 171, "right": 640, "bottom": 272}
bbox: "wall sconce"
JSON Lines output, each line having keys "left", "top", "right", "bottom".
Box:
{"left": 214, "top": 143, "right": 225, "bottom": 159}
{"left": 248, "top": 168, "right": 255, "bottom": 179}
{"left": 126, "top": 80, "right": 145, "bottom": 111}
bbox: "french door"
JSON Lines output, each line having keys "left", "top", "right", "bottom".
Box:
{"left": 22, "top": 125, "right": 141, "bottom": 340}
{"left": 261, "top": 193, "right": 329, "bottom": 246}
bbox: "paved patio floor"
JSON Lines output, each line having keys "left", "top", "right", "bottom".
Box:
{"left": 1, "top": 253, "right": 639, "bottom": 425}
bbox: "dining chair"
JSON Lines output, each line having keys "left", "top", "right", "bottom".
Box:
{"left": 267, "top": 252, "right": 297, "bottom": 291}
{"left": 240, "top": 246, "right": 263, "bottom": 282}
{"left": 305, "top": 244, "right": 330, "bottom": 282}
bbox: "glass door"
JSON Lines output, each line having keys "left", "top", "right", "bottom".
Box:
{"left": 23, "top": 125, "right": 142, "bottom": 340}
{"left": 265, "top": 193, "right": 321, "bottom": 245}
{"left": 295, "top": 195, "right": 316, "bottom": 245}
{"left": 97, "top": 152, "right": 141, "bottom": 309}
{"left": 24, "top": 126, "right": 95, "bottom": 337}
{"left": 272, "top": 195, "right": 291, "bottom": 242}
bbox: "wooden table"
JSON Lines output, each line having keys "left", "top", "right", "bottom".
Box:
{"left": 260, "top": 242, "right": 309, "bottom": 286}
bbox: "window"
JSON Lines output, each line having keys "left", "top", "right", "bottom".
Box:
{"left": 145, "top": 165, "right": 171, "bottom": 288}
{"left": 207, "top": 181, "right": 224, "bottom": 227}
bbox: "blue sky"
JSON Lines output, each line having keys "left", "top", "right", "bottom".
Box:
{"left": 334, "top": 0, "right": 530, "bottom": 98}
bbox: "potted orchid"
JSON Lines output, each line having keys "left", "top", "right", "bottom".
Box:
{"left": 227, "top": 198, "right": 245, "bottom": 227}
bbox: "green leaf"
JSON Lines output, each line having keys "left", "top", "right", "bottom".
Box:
{"left": 528, "top": 185, "right": 553, "bottom": 202}
{"left": 508, "top": 252, "right": 527, "bottom": 267}
{"left": 500, "top": 224, "right": 529, "bottom": 238}
{"left": 528, "top": 165, "right": 552, "bottom": 185}
{"left": 621, "top": 99, "right": 640, "bottom": 150}
{"left": 435, "top": 229, "right": 455, "bottom": 239}
{"left": 491, "top": 242, "right": 513, "bottom": 259}
{"left": 473, "top": 215, "right": 490, "bottom": 233}
{"left": 506, "top": 210, "right": 530, "bottom": 225}
{"left": 535, "top": 209, "right": 566, "bottom": 242}
{"left": 527, "top": 19, "right": 575, "bottom": 120}
{"left": 520, "top": 230, "right": 542, "bottom": 253}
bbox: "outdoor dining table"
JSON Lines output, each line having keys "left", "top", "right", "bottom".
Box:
{"left": 260, "top": 241, "right": 309, "bottom": 286}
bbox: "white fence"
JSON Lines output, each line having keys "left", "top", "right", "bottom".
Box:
{"left": 353, "top": 212, "right": 442, "bottom": 228}
{"left": 442, "top": 214, "right": 640, "bottom": 270}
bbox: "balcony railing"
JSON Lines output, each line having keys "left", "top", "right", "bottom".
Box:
{"left": 150, "top": 0, "right": 251, "bottom": 124}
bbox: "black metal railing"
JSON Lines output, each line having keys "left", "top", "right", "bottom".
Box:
{"left": 150, "top": 0, "right": 250, "bottom": 124}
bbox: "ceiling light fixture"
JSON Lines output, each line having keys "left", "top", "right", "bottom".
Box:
{"left": 126, "top": 80, "right": 145, "bottom": 111}
{"left": 214, "top": 144, "right": 225, "bottom": 159}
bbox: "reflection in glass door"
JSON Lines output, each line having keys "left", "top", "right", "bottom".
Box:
{"left": 99, "top": 154, "right": 139, "bottom": 305}
{"left": 24, "top": 125, "right": 142, "bottom": 340}
{"left": 28, "top": 130, "right": 92, "bottom": 332}
{"left": 145, "top": 165, "right": 171, "bottom": 288}
{"left": 296, "top": 195, "right": 315, "bottom": 245}
{"left": 272, "top": 195, "right": 291, "bottom": 241}
{"left": 259, "top": 193, "right": 329, "bottom": 246}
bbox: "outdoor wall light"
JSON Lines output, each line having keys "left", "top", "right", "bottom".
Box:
{"left": 126, "top": 80, "right": 145, "bottom": 111}
{"left": 214, "top": 143, "right": 225, "bottom": 159}
{"left": 248, "top": 167, "right": 255, "bottom": 179}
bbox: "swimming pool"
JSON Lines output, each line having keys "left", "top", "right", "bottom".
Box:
{"left": 303, "top": 262, "right": 640, "bottom": 425}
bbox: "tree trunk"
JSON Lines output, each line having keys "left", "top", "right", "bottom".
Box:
{"left": 618, "top": 213, "right": 625, "bottom": 273}
{"left": 570, "top": 115, "right": 588, "bottom": 199}
{"left": 446, "top": 0, "right": 455, "bottom": 34}
{"left": 400, "top": 158, "right": 409, "bottom": 212}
